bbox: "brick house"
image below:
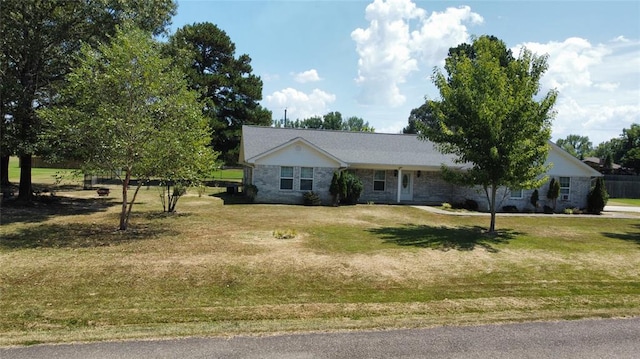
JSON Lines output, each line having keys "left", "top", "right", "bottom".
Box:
{"left": 239, "top": 125, "right": 602, "bottom": 211}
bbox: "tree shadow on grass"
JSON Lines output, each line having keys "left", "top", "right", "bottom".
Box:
{"left": 0, "top": 222, "right": 178, "bottom": 249}
{"left": 602, "top": 224, "right": 640, "bottom": 247}
{"left": 368, "top": 224, "right": 520, "bottom": 252}
{"left": 1, "top": 196, "right": 118, "bottom": 225}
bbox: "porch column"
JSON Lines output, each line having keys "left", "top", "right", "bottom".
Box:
{"left": 396, "top": 168, "right": 402, "bottom": 203}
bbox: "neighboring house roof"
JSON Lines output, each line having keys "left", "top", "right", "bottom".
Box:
{"left": 240, "top": 125, "right": 460, "bottom": 169}
{"left": 583, "top": 156, "right": 622, "bottom": 170}
{"left": 240, "top": 125, "right": 602, "bottom": 177}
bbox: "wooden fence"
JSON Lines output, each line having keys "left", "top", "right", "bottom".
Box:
{"left": 604, "top": 175, "right": 640, "bottom": 199}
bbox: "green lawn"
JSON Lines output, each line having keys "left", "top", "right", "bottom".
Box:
{"left": 1, "top": 183, "right": 639, "bottom": 346}
{"left": 608, "top": 198, "right": 640, "bottom": 207}
{"left": 6, "top": 156, "right": 243, "bottom": 187}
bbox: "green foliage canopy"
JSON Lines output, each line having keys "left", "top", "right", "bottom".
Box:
{"left": 40, "top": 26, "right": 215, "bottom": 230}
{"left": 417, "top": 35, "right": 557, "bottom": 232}
{"left": 0, "top": 0, "right": 176, "bottom": 200}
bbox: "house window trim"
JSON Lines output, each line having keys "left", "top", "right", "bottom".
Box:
{"left": 509, "top": 188, "right": 523, "bottom": 199}
{"left": 559, "top": 177, "right": 571, "bottom": 201}
{"left": 280, "top": 166, "right": 294, "bottom": 191}
{"left": 373, "top": 170, "right": 386, "bottom": 191}
{"left": 300, "top": 167, "right": 314, "bottom": 191}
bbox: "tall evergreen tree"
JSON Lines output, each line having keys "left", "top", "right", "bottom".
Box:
{"left": 165, "top": 22, "right": 272, "bottom": 165}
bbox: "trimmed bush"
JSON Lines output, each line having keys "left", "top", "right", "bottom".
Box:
{"left": 303, "top": 191, "right": 322, "bottom": 206}
{"left": 587, "top": 177, "right": 609, "bottom": 214}
{"left": 245, "top": 184, "right": 258, "bottom": 203}
{"left": 530, "top": 189, "right": 539, "bottom": 210}
{"left": 502, "top": 205, "right": 518, "bottom": 213}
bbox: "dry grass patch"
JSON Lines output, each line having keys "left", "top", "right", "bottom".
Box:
{"left": 1, "top": 186, "right": 640, "bottom": 346}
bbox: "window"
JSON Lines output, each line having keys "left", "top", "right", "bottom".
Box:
{"left": 280, "top": 166, "right": 293, "bottom": 190}
{"left": 373, "top": 170, "right": 386, "bottom": 191}
{"left": 509, "top": 188, "right": 523, "bottom": 199}
{"left": 559, "top": 177, "right": 570, "bottom": 200}
{"left": 300, "top": 167, "right": 314, "bottom": 191}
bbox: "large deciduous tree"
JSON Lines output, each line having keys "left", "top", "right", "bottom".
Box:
{"left": 556, "top": 134, "right": 593, "bottom": 160}
{"left": 418, "top": 35, "right": 557, "bottom": 233}
{"left": 619, "top": 123, "right": 640, "bottom": 174}
{"left": 165, "top": 22, "right": 272, "bottom": 165}
{"left": 39, "top": 26, "right": 214, "bottom": 230}
{"left": 0, "top": 0, "right": 176, "bottom": 201}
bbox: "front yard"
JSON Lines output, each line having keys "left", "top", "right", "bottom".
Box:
{"left": 1, "top": 184, "right": 639, "bottom": 346}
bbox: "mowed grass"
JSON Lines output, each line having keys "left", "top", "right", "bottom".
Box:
{"left": 1, "top": 181, "right": 639, "bottom": 346}
{"left": 608, "top": 198, "right": 640, "bottom": 207}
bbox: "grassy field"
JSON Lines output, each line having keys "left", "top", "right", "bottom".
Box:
{"left": 5, "top": 157, "right": 243, "bottom": 188}
{"left": 1, "top": 178, "right": 639, "bottom": 346}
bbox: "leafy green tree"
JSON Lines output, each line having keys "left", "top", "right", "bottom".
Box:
{"left": 301, "top": 116, "right": 324, "bottom": 129}
{"left": 619, "top": 123, "right": 640, "bottom": 174}
{"left": 556, "top": 135, "right": 593, "bottom": 159}
{"left": 0, "top": 0, "right": 176, "bottom": 202}
{"left": 403, "top": 100, "right": 437, "bottom": 134}
{"left": 587, "top": 177, "right": 609, "bottom": 214}
{"left": 39, "top": 27, "right": 214, "bottom": 230}
{"left": 165, "top": 22, "right": 271, "bottom": 165}
{"left": 344, "top": 116, "right": 374, "bottom": 132}
{"left": 322, "top": 111, "right": 343, "bottom": 130}
{"left": 418, "top": 35, "right": 557, "bottom": 233}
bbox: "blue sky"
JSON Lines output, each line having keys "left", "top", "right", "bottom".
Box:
{"left": 170, "top": 0, "right": 640, "bottom": 145}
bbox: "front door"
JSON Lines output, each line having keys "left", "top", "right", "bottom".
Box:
{"left": 400, "top": 171, "right": 413, "bottom": 201}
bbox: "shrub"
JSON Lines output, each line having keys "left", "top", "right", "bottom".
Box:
{"left": 587, "top": 177, "right": 609, "bottom": 214}
{"left": 339, "top": 172, "right": 363, "bottom": 205}
{"left": 543, "top": 205, "right": 554, "bottom": 214}
{"left": 502, "top": 205, "right": 518, "bottom": 213}
{"left": 441, "top": 202, "right": 452, "bottom": 210}
{"left": 245, "top": 184, "right": 258, "bottom": 203}
{"left": 329, "top": 172, "right": 341, "bottom": 205}
{"left": 563, "top": 208, "right": 573, "bottom": 215}
{"left": 303, "top": 191, "right": 322, "bottom": 206}
{"left": 530, "top": 189, "right": 539, "bottom": 209}
{"left": 273, "top": 229, "right": 297, "bottom": 239}
{"left": 547, "top": 178, "right": 560, "bottom": 209}
{"left": 464, "top": 199, "right": 478, "bottom": 211}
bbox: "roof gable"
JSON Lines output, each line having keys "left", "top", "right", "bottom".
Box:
{"left": 547, "top": 142, "right": 602, "bottom": 177}
{"left": 245, "top": 137, "right": 347, "bottom": 167}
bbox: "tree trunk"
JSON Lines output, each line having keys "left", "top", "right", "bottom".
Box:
{"left": 489, "top": 184, "right": 497, "bottom": 233}
{"left": 17, "top": 155, "right": 32, "bottom": 202}
{"left": 119, "top": 170, "right": 131, "bottom": 230}
{"left": 1, "top": 155, "right": 10, "bottom": 186}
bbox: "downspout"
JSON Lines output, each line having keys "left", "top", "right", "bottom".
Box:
{"left": 396, "top": 168, "right": 403, "bottom": 203}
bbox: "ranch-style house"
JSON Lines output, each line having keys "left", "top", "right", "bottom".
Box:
{"left": 239, "top": 125, "right": 602, "bottom": 211}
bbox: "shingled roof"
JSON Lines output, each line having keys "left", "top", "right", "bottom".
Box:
{"left": 240, "top": 125, "right": 460, "bottom": 169}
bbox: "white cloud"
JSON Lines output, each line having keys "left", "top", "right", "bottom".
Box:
{"left": 351, "top": 0, "right": 482, "bottom": 107}
{"left": 515, "top": 37, "right": 611, "bottom": 91}
{"left": 409, "top": 6, "right": 483, "bottom": 65}
{"left": 517, "top": 37, "right": 640, "bottom": 144}
{"left": 265, "top": 88, "right": 336, "bottom": 120}
{"left": 293, "top": 69, "right": 322, "bottom": 83}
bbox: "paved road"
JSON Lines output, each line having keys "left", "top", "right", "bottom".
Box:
{"left": 2, "top": 318, "right": 639, "bottom": 358}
